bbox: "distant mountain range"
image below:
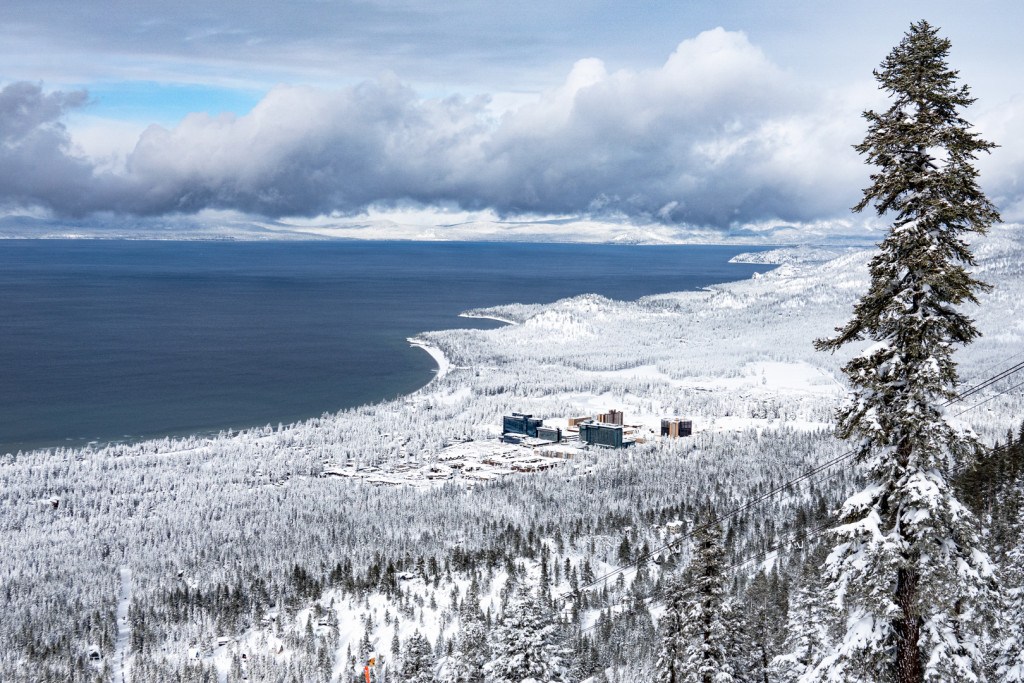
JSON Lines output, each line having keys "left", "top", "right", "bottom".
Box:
{"left": 0, "top": 213, "right": 889, "bottom": 245}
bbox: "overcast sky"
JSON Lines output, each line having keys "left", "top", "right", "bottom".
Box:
{"left": 2, "top": 0, "right": 1023, "bottom": 233}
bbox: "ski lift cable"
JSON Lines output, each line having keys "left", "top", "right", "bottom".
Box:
{"left": 573, "top": 415, "right": 1024, "bottom": 637}
{"left": 947, "top": 360, "right": 1024, "bottom": 405}
{"left": 955, "top": 350, "right": 1024, "bottom": 393}
{"left": 724, "top": 397, "right": 1024, "bottom": 575}
{"left": 561, "top": 358, "right": 1024, "bottom": 600}
{"left": 952, "top": 376, "right": 1024, "bottom": 418}
{"left": 574, "top": 520, "right": 837, "bottom": 635}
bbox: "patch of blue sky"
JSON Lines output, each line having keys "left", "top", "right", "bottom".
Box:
{"left": 79, "top": 81, "right": 264, "bottom": 125}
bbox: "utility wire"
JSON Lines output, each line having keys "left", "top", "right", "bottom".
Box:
{"left": 559, "top": 356, "right": 1024, "bottom": 602}
{"left": 571, "top": 413, "right": 1024, "bottom": 637}
{"left": 950, "top": 360, "right": 1024, "bottom": 404}
{"left": 575, "top": 519, "right": 836, "bottom": 635}
{"left": 569, "top": 368, "right": 1024, "bottom": 634}
{"left": 955, "top": 350, "right": 1024, "bottom": 394}
{"left": 953, "top": 376, "right": 1024, "bottom": 418}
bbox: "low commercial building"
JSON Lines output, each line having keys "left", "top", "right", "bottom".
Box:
{"left": 536, "top": 426, "right": 562, "bottom": 443}
{"left": 538, "top": 445, "right": 582, "bottom": 459}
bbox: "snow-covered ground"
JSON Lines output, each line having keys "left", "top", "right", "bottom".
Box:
{"left": 114, "top": 566, "right": 133, "bottom": 683}
{"left": 2, "top": 224, "right": 1022, "bottom": 681}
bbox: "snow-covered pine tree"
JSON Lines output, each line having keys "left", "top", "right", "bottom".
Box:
{"left": 673, "top": 513, "right": 735, "bottom": 683}
{"left": 655, "top": 573, "right": 687, "bottom": 683}
{"left": 812, "top": 19, "right": 1000, "bottom": 683}
{"left": 994, "top": 463, "right": 1024, "bottom": 681}
{"left": 720, "top": 596, "right": 753, "bottom": 683}
{"left": 445, "top": 598, "right": 490, "bottom": 683}
{"left": 994, "top": 522, "right": 1024, "bottom": 680}
{"left": 484, "top": 583, "right": 567, "bottom": 683}
{"left": 741, "top": 568, "right": 787, "bottom": 682}
{"left": 402, "top": 630, "right": 436, "bottom": 683}
{"left": 770, "top": 546, "right": 834, "bottom": 683}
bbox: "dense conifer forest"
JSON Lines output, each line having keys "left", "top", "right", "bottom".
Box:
{"left": 2, "top": 220, "right": 1021, "bottom": 681}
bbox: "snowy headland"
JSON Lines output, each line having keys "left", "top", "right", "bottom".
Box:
{"left": 407, "top": 337, "right": 453, "bottom": 381}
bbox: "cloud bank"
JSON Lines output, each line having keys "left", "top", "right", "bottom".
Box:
{"left": 2, "top": 29, "right": 1020, "bottom": 230}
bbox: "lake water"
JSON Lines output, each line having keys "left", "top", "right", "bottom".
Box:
{"left": 0, "top": 240, "right": 770, "bottom": 453}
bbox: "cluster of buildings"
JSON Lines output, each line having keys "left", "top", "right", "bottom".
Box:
{"left": 320, "top": 409, "right": 696, "bottom": 490}
{"left": 501, "top": 409, "right": 693, "bottom": 449}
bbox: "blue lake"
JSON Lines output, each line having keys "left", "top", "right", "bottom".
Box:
{"left": 0, "top": 240, "right": 771, "bottom": 453}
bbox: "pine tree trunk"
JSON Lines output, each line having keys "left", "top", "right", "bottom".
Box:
{"left": 894, "top": 566, "right": 922, "bottom": 683}
{"left": 893, "top": 438, "right": 923, "bottom": 683}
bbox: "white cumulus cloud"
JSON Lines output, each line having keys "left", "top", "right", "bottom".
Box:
{"left": 2, "top": 28, "right": 1021, "bottom": 230}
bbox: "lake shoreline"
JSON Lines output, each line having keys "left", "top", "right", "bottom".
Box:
{"left": 0, "top": 241, "right": 776, "bottom": 455}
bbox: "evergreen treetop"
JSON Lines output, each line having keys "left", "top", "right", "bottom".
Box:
{"left": 813, "top": 20, "right": 1000, "bottom": 683}
{"left": 655, "top": 513, "right": 738, "bottom": 683}
{"left": 485, "top": 583, "right": 567, "bottom": 683}
{"left": 819, "top": 18, "right": 999, "bottom": 444}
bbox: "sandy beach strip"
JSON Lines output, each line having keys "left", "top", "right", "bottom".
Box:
{"left": 458, "top": 312, "right": 518, "bottom": 325}
{"left": 407, "top": 337, "right": 451, "bottom": 380}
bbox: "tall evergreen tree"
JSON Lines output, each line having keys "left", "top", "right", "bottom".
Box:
{"left": 741, "top": 569, "right": 787, "bottom": 683}
{"left": 660, "top": 513, "right": 736, "bottom": 683}
{"left": 720, "top": 596, "right": 753, "bottom": 683}
{"left": 813, "top": 20, "right": 999, "bottom": 683}
{"left": 994, "top": 444, "right": 1024, "bottom": 681}
{"left": 445, "top": 596, "right": 490, "bottom": 683}
{"left": 994, "top": 507, "right": 1024, "bottom": 681}
{"left": 771, "top": 546, "right": 834, "bottom": 683}
{"left": 655, "top": 573, "right": 687, "bottom": 683}
{"left": 402, "top": 630, "right": 436, "bottom": 683}
{"left": 484, "top": 583, "right": 567, "bottom": 683}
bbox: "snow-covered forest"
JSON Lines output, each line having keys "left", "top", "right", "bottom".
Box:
{"left": 2, "top": 225, "right": 1022, "bottom": 682}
